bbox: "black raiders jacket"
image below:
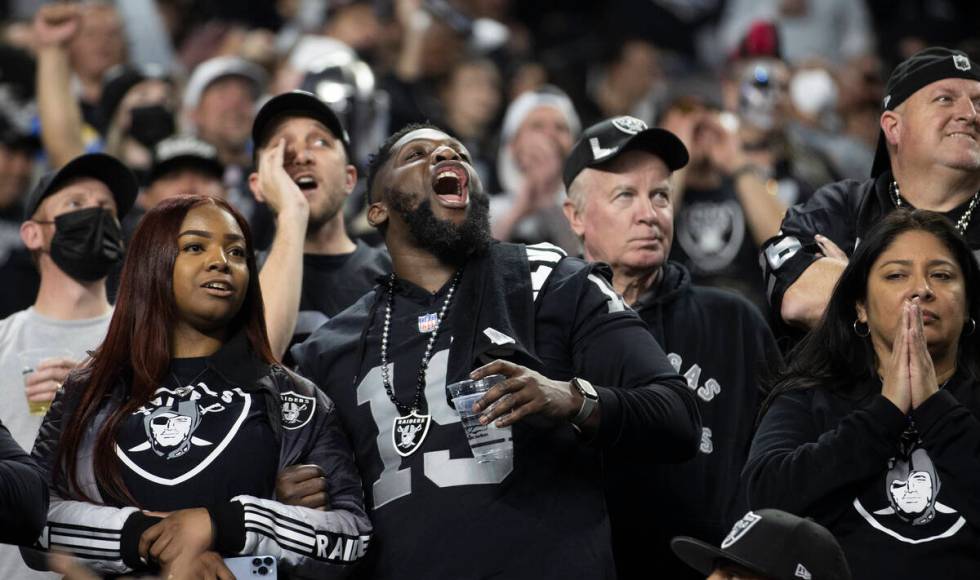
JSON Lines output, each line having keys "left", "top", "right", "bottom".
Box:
{"left": 761, "top": 171, "right": 980, "bottom": 328}
{"left": 27, "top": 332, "right": 372, "bottom": 578}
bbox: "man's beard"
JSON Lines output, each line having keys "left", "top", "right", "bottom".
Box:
{"left": 388, "top": 190, "right": 492, "bottom": 267}
{"left": 306, "top": 188, "right": 346, "bottom": 236}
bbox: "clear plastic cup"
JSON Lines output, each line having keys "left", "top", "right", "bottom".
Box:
{"left": 18, "top": 347, "right": 73, "bottom": 415}
{"left": 446, "top": 374, "right": 513, "bottom": 463}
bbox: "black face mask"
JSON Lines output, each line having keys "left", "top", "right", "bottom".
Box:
{"left": 48, "top": 207, "right": 125, "bottom": 282}
{"left": 128, "top": 105, "right": 175, "bottom": 149}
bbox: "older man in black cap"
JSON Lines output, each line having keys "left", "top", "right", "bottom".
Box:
{"left": 0, "top": 152, "right": 137, "bottom": 579}
{"left": 563, "top": 116, "right": 779, "bottom": 579}
{"left": 763, "top": 47, "right": 980, "bottom": 332}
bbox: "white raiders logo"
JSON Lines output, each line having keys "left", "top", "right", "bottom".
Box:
{"left": 281, "top": 391, "right": 316, "bottom": 430}
{"left": 953, "top": 54, "right": 971, "bottom": 71}
{"left": 116, "top": 383, "right": 251, "bottom": 486}
{"left": 611, "top": 116, "right": 648, "bottom": 135}
{"left": 392, "top": 411, "right": 431, "bottom": 457}
{"left": 853, "top": 447, "right": 966, "bottom": 543}
{"left": 721, "top": 510, "right": 761, "bottom": 549}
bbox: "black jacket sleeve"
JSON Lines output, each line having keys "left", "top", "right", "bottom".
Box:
{"left": 760, "top": 179, "right": 864, "bottom": 322}
{"left": 0, "top": 421, "right": 48, "bottom": 545}
{"left": 743, "top": 389, "right": 906, "bottom": 518}
{"left": 541, "top": 259, "right": 701, "bottom": 462}
{"left": 911, "top": 390, "right": 980, "bottom": 525}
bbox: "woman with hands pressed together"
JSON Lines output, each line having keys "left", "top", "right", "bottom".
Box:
{"left": 26, "top": 196, "right": 370, "bottom": 579}
{"left": 744, "top": 210, "right": 980, "bottom": 579}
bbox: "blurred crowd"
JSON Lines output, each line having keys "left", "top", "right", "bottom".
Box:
{"left": 0, "top": 0, "right": 974, "bottom": 317}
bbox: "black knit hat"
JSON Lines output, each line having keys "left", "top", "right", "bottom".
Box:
{"left": 871, "top": 47, "right": 980, "bottom": 177}
{"left": 671, "top": 509, "right": 852, "bottom": 580}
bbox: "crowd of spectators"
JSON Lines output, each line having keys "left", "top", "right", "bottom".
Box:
{"left": 0, "top": 0, "right": 977, "bottom": 578}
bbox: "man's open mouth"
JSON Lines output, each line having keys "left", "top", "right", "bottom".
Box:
{"left": 432, "top": 164, "right": 469, "bottom": 208}
{"left": 293, "top": 174, "right": 319, "bottom": 192}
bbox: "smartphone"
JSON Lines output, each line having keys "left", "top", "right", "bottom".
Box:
{"left": 223, "top": 556, "right": 277, "bottom": 579}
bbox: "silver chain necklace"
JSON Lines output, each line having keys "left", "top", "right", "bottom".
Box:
{"left": 380, "top": 269, "right": 462, "bottom": 457}
{"left": 891, "top": 180, "right": 980, "bottom": 236}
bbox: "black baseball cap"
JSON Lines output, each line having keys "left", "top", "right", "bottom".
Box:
{"left": 252, "top": 90, "right": 351, "bottom": 158}
{"left": 671, "top": 509, "right": 852, "bottom": 580}
{"left": 23, "top": 153, "right": 139, "bottom": 221}
{"left": 148, "top": 135, "right": 225, "bottom": 185}
{"left": 871, "top": 47, "right": 980, "bottom": 177}
{"left": 563, "top": 115, "right": 689, "bottom": 189}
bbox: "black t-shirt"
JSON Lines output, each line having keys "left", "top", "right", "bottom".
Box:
{"left": 296, "top": 240, "right": 391, "bottom": 332}
{"left": 116, "top": 357, "right": 279, "bottom": 511}
{"left": 670, "top": 181, "right": 769, "bottom": 313}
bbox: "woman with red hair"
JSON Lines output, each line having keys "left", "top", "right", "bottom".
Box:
{"left": 27, "top": 196, "right": 371, "bottom": 578}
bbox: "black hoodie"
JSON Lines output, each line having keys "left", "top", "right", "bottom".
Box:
{"left": 606, "top": 262, "right": 780, "bottom": 580}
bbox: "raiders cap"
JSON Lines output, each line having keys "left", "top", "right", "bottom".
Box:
{"left": 671, "top": 509, "right": 852, "bottom": 580}
{"left": 563, "top": 116, "right": 689, "bottom": 189}
{"left": 148, "top": 135, "right": 225, "bottom": 185}
{"left": 871, "top": 47, "right": 980, "bottom": 177}
{"left": 23, "top": 153, "right": 138, "bottom": 221}
{"left": 252, "top": 90, "right": 351, "bottom": 158}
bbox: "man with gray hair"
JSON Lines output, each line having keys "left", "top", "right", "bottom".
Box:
{"left": 563, "top": 115, "right": 779, "bottom": 579}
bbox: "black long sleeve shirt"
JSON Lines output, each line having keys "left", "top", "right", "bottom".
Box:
{"left": 744, "top": 371, "right": 980, "bottom": 579}
{"left": 0, "top": 420, "right": 47, "bottom": 545}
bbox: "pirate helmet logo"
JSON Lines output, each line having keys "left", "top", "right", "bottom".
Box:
{"left": 953, "top": 54, "right": 971, "bottom": 72}
{"left": 144, "top": 400, "right": 207, "bottom": 459}
{"left": 281, "top": 391, "right": 316, "bottom": 430}
{"left": 611, "top": 116, "right": 648, "bottom": 135}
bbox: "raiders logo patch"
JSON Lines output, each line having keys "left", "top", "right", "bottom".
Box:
{"left": 722, "top": 510, "right": 762, "bottom": 549}
{"left": 953, "top": 54, "right": 971, "bottom": 71}
{"left": 611, "top": 115, "right": 647, "bottom": 135}
{"left": 281, "top": 391, "right": 316, "bottom": 430}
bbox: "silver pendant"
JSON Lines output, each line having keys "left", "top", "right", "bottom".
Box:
{"left": 392, "top": 410, "right": 431, "bottom": 457}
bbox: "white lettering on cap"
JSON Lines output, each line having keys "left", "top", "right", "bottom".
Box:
{"left": 589, "top": 137, "right": 616, "bottom": 161}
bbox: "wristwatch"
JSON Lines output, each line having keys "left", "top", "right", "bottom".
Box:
{"left": 570, "top": 377, "right": 599, "bottom": 426}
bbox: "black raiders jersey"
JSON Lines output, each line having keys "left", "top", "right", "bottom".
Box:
{"left": 294, "top": 242, "right": 698, "bottom": 580}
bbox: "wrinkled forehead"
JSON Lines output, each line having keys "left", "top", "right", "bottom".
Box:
{"left": 390, "top": 128, "right": 458, "bottom": 154}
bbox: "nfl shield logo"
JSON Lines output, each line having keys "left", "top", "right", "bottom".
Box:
{"left": 953, "top": 54, "right": 971, "bottom": 71}
{"left": 721, "top": 510, "right": 762, "bottom": 549}
{"left": 281, "top": 391, "right": 316, "bottom": 430}
{"left": 392, "top": 411, "right": 431, "bottom": 457}
{"left": 418, "top": 313, "right": 439, "bottom": 333}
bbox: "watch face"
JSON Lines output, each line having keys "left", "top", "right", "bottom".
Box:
{"left": 575, "top": 378, "right": 598, "bottom": 399}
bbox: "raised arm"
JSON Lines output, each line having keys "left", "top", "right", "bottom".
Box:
{"left": 250, "top": 138, "right": 311, "bottom": 359}
{"left": 34, "top": 3, "right": 88, "bottom": 168}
